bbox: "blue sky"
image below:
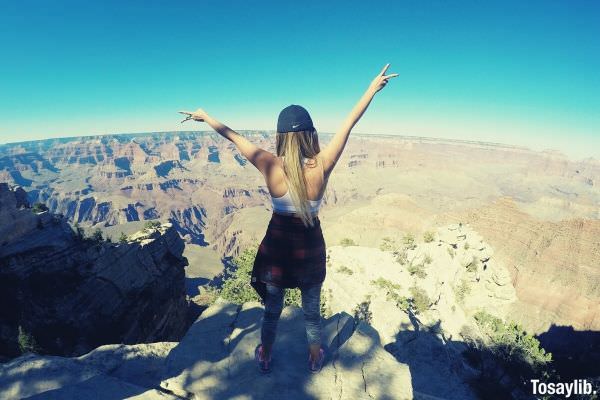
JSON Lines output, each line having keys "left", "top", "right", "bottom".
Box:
{"left": 1, "top": 1, "right": 599, "bottom": 159}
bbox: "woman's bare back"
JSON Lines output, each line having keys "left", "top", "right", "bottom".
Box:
{"left": 266, "top": 156, "right": 328, "bottom": 201}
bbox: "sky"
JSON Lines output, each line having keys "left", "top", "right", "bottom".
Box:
{"left": 1, "top": 0, "right": 599, "bottom": 160}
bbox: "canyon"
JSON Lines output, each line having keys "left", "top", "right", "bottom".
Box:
{"left": 0, "top": 184, "right": 189, "bottom": 359}
{"left": 1, "top": 131, "right": 598, "bottom": 336}
{"left": 1, "top": 131, "right": 598, "bottom": 397}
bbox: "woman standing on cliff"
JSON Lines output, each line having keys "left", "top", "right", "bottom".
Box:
{"left": 179, "top": 63, "right": 398, "bottom": 373}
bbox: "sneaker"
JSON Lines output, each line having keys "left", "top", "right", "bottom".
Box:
{"left": 308, "top": 348, "right": 325, "bottom": 373}
{"left": 255, "top": 344, "right": 272, "bottom": 373}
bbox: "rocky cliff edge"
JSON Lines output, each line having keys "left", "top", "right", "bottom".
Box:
{"left": 0, "top": 183, "right": 189, "bottom": 358}
{"left": 0, "top": 301, "right": 415, "bottom": 400}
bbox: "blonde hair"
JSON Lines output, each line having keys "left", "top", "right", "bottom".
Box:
{"left": 275, "top": 129, "right": 324, "bottom": 227}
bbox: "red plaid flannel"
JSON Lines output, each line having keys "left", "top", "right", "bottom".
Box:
{"left": 251, "top": 212, "right": 326, "bottom": 300}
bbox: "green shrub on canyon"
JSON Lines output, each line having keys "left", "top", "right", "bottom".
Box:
{"left": 216, "top": 246, "right": 331, "bottom": 317}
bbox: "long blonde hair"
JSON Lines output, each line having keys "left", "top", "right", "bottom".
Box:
{"left": 275, "top": 129, "right": 324, "bottom": 227}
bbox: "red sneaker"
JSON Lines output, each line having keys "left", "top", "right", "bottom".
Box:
{"left": 255, "top": 344, "right": 272, "bottom": 373}
{"left": 308, "top": 348, "right": 325, "bottom": 373}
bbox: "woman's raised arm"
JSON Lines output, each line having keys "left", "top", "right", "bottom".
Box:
{"left": 318, "top": 63, "right": 398, "bottom": 176}
{"left": 179, "top": 109, "right": 276, "bottom": 176}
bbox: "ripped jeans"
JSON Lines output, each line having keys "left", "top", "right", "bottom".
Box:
{"left": 261, "top": 283, "right": 322, "bottom": 347}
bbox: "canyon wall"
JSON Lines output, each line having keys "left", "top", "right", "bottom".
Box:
{"left": 0, "top": 183, "right": 189, "bottom": 358}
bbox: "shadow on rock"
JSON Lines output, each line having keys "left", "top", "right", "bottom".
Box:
{"left": 2, "top": 301, "right": 417, "bottom": 399}
{"left": 159, "top": 301, "right": 413, "bottom": 399}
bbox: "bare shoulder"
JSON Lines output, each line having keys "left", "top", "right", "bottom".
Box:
{"left": 315, "top": 150, "right": 335, "bottom": 178}
{"left": 265, "top": 156, "right": 287, "bottom": 197}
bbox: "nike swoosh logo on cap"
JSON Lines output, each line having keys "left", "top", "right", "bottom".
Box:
{"left": 292, "top": 124, "right": 300, "bottom": 128}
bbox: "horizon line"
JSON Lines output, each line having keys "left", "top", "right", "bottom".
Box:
{"left": 0, "top": 130, "right": 596, "bottom": 162}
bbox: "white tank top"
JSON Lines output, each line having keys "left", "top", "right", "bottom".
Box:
{"left": 271, "top": 156, "right": 323, "bottom": 215}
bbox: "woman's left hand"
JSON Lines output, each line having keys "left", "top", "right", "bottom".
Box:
{"left": 367, "top": 63, "right": 399, "bottom": 94}
{"left": 178, "top": 108, "right": 208, "bottom": 123}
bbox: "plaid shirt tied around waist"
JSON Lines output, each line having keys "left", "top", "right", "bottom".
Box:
{"left": 251, "top": 212, "right": 326, "bottom": 301}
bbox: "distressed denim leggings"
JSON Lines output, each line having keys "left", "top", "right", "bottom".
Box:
{"left": 261, "top": 283, "right": 322, "bottom": 347}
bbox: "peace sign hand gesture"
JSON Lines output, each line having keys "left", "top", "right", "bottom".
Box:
{"left": 368, "top": 63, "right": 399, "bottom": 94}
{"left": 178, "top": 108, "right": 208, "bottom": 124}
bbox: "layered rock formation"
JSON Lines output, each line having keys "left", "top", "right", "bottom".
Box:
{"left": 2, "top": 131, "right": 597, "bottom": 254}
{"left": 449, "top": 197, "right": 600, "bottom": 332}
{"left": 322, "top": 224, "right": 516, "bottom": 399}
{"left": 324, "top": 224, "right": 516, "bottom": 342}
{"left": 0, "top": 184, "right": 189, "bottom": 358}
{"left": 1, "top": 130, "right": 598, "bottom": 352}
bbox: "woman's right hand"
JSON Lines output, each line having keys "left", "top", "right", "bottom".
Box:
{"left": 178, "top": 108, "right": 208, "bottom": 123}
{"left": 368, "top": 63, "right": 399, "bottom": 94}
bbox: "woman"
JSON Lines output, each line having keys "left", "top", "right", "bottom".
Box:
{"left": 179, "top": 63, "right": 398, "bottom": 374}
